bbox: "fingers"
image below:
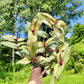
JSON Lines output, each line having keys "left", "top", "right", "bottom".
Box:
{"left": 31, "top": 66, "right": 46, "bottom": 78}
{"left": 31, "top": 67, "right": 41, "bottom": 72}
{"left": 41, "top": 69, "right": 46, "bottom": 78}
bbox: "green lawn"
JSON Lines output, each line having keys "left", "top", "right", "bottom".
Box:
{"left": 0, "top": 65, "right": 84, "bottom": 84}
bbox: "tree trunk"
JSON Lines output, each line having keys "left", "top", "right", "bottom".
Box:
{"left": 12, "top": 48, "right": 15, "bottom": 66}
{"left": 12, "top": 0, "right": 17, "bottom": 66}
{"left": 0, "top": 31, "right": 3, "bottom": 57}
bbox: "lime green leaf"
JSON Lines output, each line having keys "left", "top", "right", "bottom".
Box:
{"left": 1, "top": 41, "right": 17, "bottom": 49}
{"left": 16, "top": 58, "right": 31, "bottom": 64}
{"left": 37, "top": 30, "right": 48, "bottom": 38}
{"left": 2, "top": 35, "right": 15, "bottom": 42}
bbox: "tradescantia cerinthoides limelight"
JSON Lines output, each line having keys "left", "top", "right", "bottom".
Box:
{"left": 1, "top": 12, "right": 71, "bottom": 84}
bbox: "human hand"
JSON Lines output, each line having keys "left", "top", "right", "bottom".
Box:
{"left": 31, "top": 67, "right": 46, "bottom": 78}
{"left": 28, "top": 67, "right": 46, "bottom": 84}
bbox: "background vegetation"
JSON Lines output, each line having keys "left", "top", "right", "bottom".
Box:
{"left": 0, "top": 0, "right": 84, "bottom": 84}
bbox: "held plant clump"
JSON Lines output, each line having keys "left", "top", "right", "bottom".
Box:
{"left": 1, "top": 12, "right": 71, "bottom": 84}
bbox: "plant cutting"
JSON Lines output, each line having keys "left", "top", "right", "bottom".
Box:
{"left": 1, "top": 12, "right": 71, "bottom": 84}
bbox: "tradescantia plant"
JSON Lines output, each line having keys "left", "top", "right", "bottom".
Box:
{"left": 1, "top": 12, "right": 71, "bottom": 84}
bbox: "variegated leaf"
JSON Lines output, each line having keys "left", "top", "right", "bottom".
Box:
{"left": 26, "top": 21, "right": 31, "bottom": 32}
{"left": 62, "top": 47, "right": 71, "bottom": 64}
{"left": 53, "top": 63, "right": 64, "bottom": 80}
{"left": 2, "top": 35, "right": 15, "bottom": 42}
{"left": 38, "top": 42, "right": 44, "bottom": 48}
{"left": 28, "top": 31, "right": 38, "bottom": 57}
{"left": 54, "top": 25, "right": 65, "bottom": 42}
{"left": 16, "top": 58, "right": 30, "bottom": 64}
{"left": 57, "top": 20, "right": 66, "bottom": 28}
{"left": 37, "top": 30, "right": 48, "bottom": 38}
{"left": 1, "top": 41, "right": 17, "bottom": 49}
{"left": 18, "top": 38, "right": 25, "bottom": 41}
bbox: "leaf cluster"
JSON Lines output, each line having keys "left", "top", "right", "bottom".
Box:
{"left": 1, "top": 13, "right": 71, "bottom": 84}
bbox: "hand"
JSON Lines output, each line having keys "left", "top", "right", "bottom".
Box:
{"left": 28, "top": 67, "right": 46, "bottom": 84}
{"left": 31, "top": 67, "right": 46, "bottom": 78}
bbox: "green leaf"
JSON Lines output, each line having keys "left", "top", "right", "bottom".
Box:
{"left": 36, "top": 56, "right": 46, "bottom": 62}
{"left": 53, "top": 63, "right": 64, "bottom": 80}
{"left": 36, "top": 48, "right": 45, "bottom": 53}
{"left": 37, "top": 30, "right": 48, "bottom": 38}
{"left": 52, "top": 36, "right": 63, "bottom": 44}
{"left": 49, "top": 31, "right": 56, "bottom": 37}
{"left": 45, "top": 37, "right": 54, "bottom": 45}
{"left": 17, "top": 42, "right": 27, "bottom": 46}
{"left": 57, "top": 20, "right": 66, "bottom": 28}
{"left": 1, "top": 41, "right": 17, "bottom": 49}
{"left": 40, "top": 13, "right": 55, "bottom": 23}
{"left": 60, "top": 42, "right": 69, "bottom": 51}
{"left": 2, "top": 35, "right": 15, "bottom": 42}
{"left": 16, "top": 58, "right": 31, "bottom": 64}
{"left": 18, "top": 38, "right": 25, "bottom": 41}
{"left": 39, "top": 56, "right": 55, "bottom": 64}
{"left": 47, "top": 41, "right": 57, "bottom": 49}
{"left": 38, "top": 42, "right": 44, "bottom": 48}
{"left": 54, "top": 26, "right": 65, "bottom": 42}
{"left": 15, "top": 51, "right": 21, "bottom": 56}
{"left": 15, "top": 49, "right": 29, "bottom": 58}
{"left": 26, "top": 21, "right": 31, "bottom": 32}
{"left": 41, "top": 19, "right": 52, "bottom": 28}
{"left": 28, "top": 31, "right": 38, "bottom": 57}
{"left": 50, "top": 77, "right": 55, "bottom": 84}
{"left": 30, "top": 13, "right": 42, "bottom": 32}
{"left": 62, "top": 47, "right": 71, "bottom": 64}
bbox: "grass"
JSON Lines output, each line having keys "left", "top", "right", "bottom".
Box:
{"left": 42, "top": 71, "right": 84, "bottom": 84}
{"left": 0, "top": 65, "right": 84, "bottom": 84}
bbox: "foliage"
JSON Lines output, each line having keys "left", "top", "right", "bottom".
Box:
{"left": 0, "top": 0, "right": 83, "bottom": 37}
{"left": 0, "top": 66, "right": 84, "bottom": 84}
{"left": 65, "top": 41, "right": 84, "bottom": 73}
{"left": 0, "top": 46, "right": 12, "bottom": 64}
{"left": 70, "top": 23, "right": 84, "bottom": 45}
{"left": 1, "top": 13, "right": 71, "bottom": 84}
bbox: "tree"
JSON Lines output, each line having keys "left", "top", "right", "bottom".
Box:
{"left": 70, "top": 23, "right": 84, "bottom": 45}
{"left": 0, "top": 0, "right": 83, "bottom": 35}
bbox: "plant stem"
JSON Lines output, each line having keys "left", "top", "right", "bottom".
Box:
{"left": 17, "top": 46, "right": 24, "bottom": 58}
